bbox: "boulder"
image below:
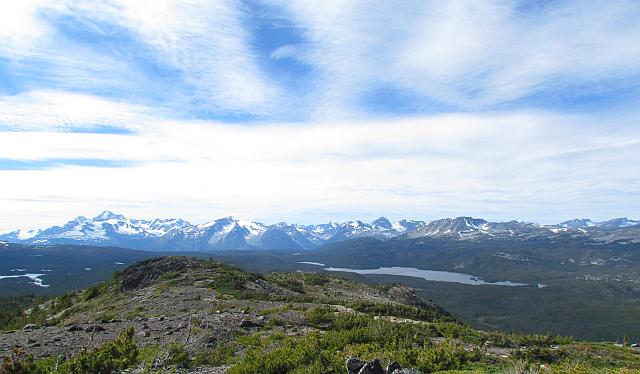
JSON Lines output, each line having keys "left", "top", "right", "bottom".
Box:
{"left": 22, "top": 324, "right": 39, "bottom": 331}
{"left": 346, "top": 356, "right": 366, "bottom": 373}
{"left": 386, "top": 361, "right": 401, "bottom": 373}
{"left": 358, "top": 359, "right": 385, "bottom": 374}
{"left": 85, "top": 325, "right": 106, "bottom": 333}
{"left": 393, "top": 369, "right": 421, "bottom": 374}
{"left": 239, "top": 319, "right": 261, "bottom": 328}
{"left": 67, "top": 325, "right": 83, "bottom": 332}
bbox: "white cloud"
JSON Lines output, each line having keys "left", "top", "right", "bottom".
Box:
{"left": 0, "top": 1, "right": 54, "bottom": 44}
{"left": 2, "top": 1, "right": 638, "bottom": 119}
{"left": 0, "top": 90, "right": 154, "bottom": 131}
{"left": 104, "top": 0, "right": 281, "bottom": 113}
{"left": 0, "top": 94, "right": 639, "bottom": 229}
{"left": 273, "top": 0, "right": 640, "bottom": 112}
{"left": 0, "top": 0, "right": 282, "bottom": 115}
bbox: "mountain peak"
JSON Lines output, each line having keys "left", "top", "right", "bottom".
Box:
{"left": 599, "top": 217, "right": 640, "bottom": 228}
{"left": 559, "top": 218, "right": 594, "bottom": 228}
{"left": 94, "top": 211, "right": 126, "bottom": 221}
{"left": 371, "top": 217, "right": 392, "bottom": 229}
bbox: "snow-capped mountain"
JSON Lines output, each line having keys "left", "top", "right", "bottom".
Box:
{"left": 2, "top": 212, "right": 639, "bottom": 250}
{"left": 560, "top": 218, "right": 640, "bottom": 229}
{"left": 2, "top": 212, "right": 411, "bottom": 251}
{"left": 407, "top": 217, "right": 544, "bottom": 240}
{"left": 0, "top": 228, "right": 42, "bottom": 241}
{"left": 407, "top": 216, "right": 640, "bottom": 243}
{"left": 559, "top": 219, "right": 595, "bottom": 229}
{"left": 595, "top": 218, "right": 640, "bottom": 228}
{"left": 322, "top": 217, "right": 424, "bottom": 244}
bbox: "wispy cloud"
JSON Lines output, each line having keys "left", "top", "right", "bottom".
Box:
{"left": 0, "top": 158, "right": 138, "bottom": 170}
{"left": 271, "top": 0, "right": 640, "bottom": 115}
{"left": 0, "top": 90, "right": 153, "bottom": 131}
{"left": 0, "top": 1, "right": 283, "bottom": 117}
{"left": 1, "top": 1, "right": 639, "bottom": 119}
{"left": 1, "top": 99, "right": 639, "bottom": 228}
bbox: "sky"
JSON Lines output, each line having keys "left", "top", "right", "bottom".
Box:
{"left": 1, "top": 0, "right": 639, "bottom": 229}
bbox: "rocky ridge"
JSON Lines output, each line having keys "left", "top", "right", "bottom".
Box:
{"left": 0, "top": 257, "right": 449, "bottom": 371}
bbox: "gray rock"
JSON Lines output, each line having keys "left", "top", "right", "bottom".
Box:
{"left": 386, "top": 361, "right": 401, "bottom": 373}
{"left": 346, "top": 356, "right": 366, "bottom": 373}
{"left": 67, "top": 325, "right": 83, "bottom": 332}
{"left": 138, "top": 330, "right": 150, "bottom": 337}
{"left": 358, "top": 359, "right": 385, "bottom": 374}
{"left": 239, "top": 319, "right": 261, "bottom": 328}
{"left": 85, "top": 325, "right": 106, "bottom": 333}
{"left": 393, "top": 369, "right": 422, "bottom": 374}
{"left": 22, "top": 324, "right": 39, "bottom": 331}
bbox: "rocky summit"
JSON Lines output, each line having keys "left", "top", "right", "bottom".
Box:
{"left": 1, "top": 257, "right": 639, "bottom": 373}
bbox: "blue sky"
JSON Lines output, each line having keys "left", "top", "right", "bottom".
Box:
{"left": 0, "top": 1, "right": 639, "bottom": 229}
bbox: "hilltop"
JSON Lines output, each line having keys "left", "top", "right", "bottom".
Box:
{"left": 1, "top": 257, "right": 639, "bottom": 373}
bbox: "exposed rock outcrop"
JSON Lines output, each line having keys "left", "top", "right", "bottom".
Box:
{"left": 346, "top": 357, "right": 422, "bottom": 374}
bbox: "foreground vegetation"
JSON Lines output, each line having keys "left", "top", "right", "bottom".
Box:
{"left": 2, "top": 257, "right": 639, "bottom": 373}
{"left": 3, "top": 309, "right": 639, "bottom": 373}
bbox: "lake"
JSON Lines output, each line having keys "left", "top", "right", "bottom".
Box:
{"left": 321, "top": 266, "right": 528, "bottom": 286}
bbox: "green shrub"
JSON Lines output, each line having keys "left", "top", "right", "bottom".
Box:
{"left": 138, "top": 344, "right": 162, "bottom": 369}
{"left": 192, "top": 342, "right": 237, "bottom": 367}
{"left": 273, "top": 278, "right": 305, "bottom": 293}
{"left": 1, "top": 327, "right": 138, "bottom": 373}
{"left": 166, "top": 342, "right": 190, "bottom": 368}
{"left": 59, "top": 326, "right": 138, "bottom": 373}
{"left": 230, "top": 307, "right": 477, "bottom": 374}
{"left": 348, "top": 301, "right": 450, "bottom": 322}
{"left": 302, "top": 273, "right": 330, "bottom": 286}
{"left": 414, "top": 339, "right": 468, "bottom": 372}
{"left": 160, "top": 270, "right": 181, "bottom": 280}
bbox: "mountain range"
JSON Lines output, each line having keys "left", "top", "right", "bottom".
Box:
{"left": 1, "top": 211, "right": 639, "bottom": 251}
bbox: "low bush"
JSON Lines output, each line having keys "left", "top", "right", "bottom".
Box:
{"left": 2, "top": 327, "right": 138, "bottom": 374}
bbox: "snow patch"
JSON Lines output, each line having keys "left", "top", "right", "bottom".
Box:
{"left": 297, "top": 261, "right": 325, "bottom": 266}
{"left": 0, "top": 273, "right": 49, "bottom": 288}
